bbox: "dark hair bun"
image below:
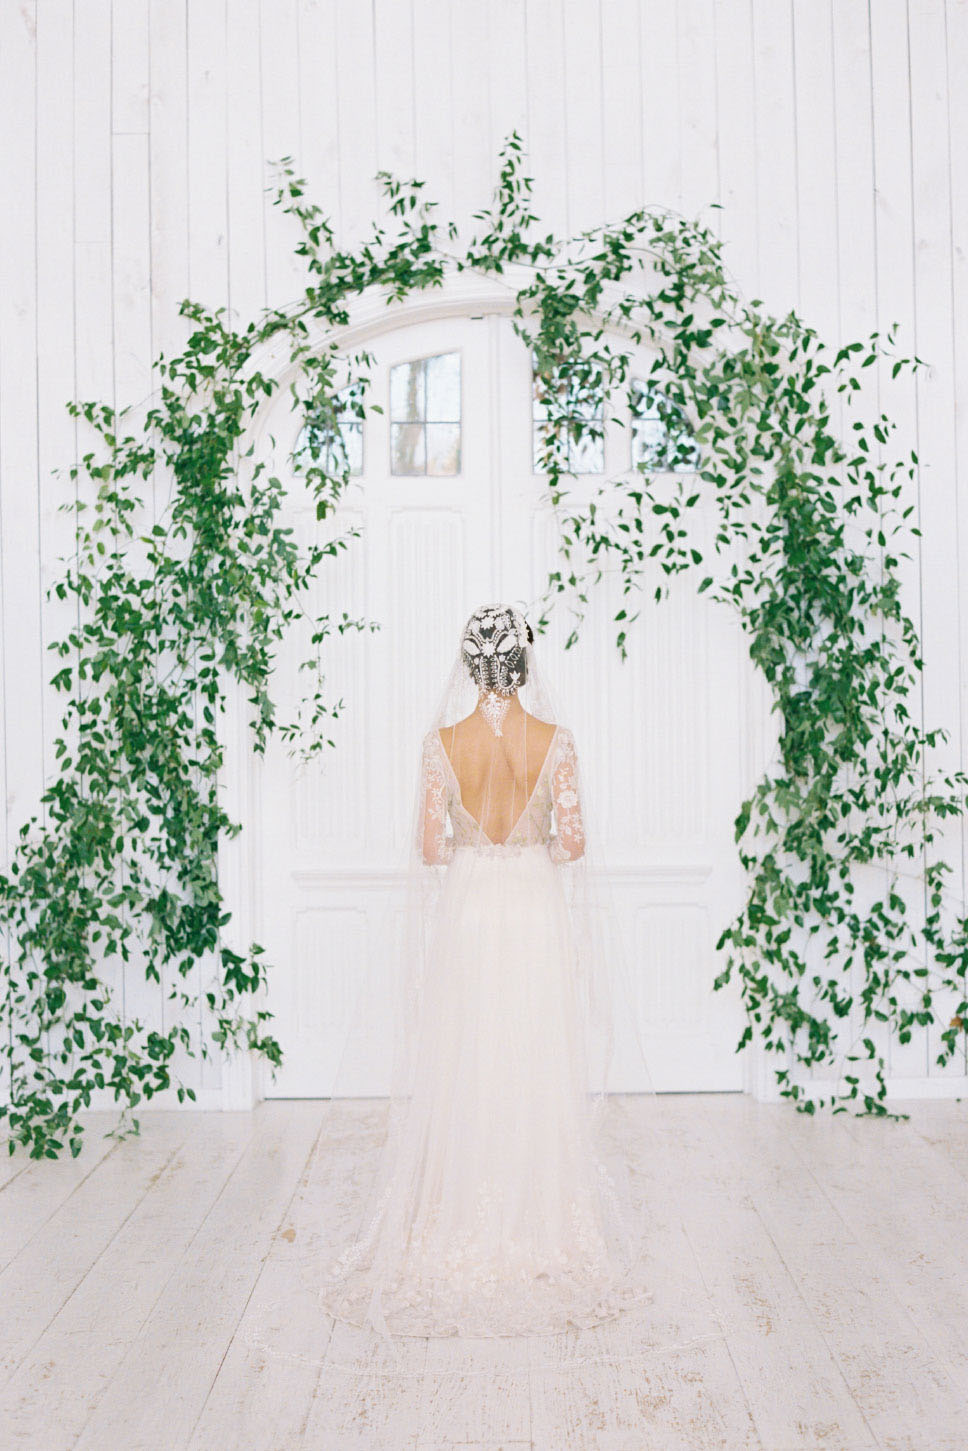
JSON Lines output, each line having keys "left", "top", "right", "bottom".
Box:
{"left": 461, "top": 604, "right": 531, "bottom": 692}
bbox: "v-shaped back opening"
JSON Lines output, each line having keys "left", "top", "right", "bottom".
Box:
{"left": 437, "top": 724, "right": 560, "bottom": 847}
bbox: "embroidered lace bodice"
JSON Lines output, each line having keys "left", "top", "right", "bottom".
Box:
{"left": 419, "top": 724, "right": 585, "bottom": 865}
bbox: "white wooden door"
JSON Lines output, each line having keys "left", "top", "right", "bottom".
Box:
{"left": 253, "top": 310, "right": 754, "bottom": 1098}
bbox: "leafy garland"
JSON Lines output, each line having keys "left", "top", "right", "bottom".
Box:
{"left": 3, "top": 133, "right": 966, "bottom": 1159}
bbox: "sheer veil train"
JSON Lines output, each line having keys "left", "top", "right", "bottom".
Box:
{"left": 241, "top": 602, "right": 708, "bottom": 1389}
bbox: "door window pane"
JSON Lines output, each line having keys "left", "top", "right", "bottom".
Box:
{"left": 426, "top": 422, "right": 461, "bottom": 475}
{"left": 531, "top": 354, "right": 604, "bottom": 474}
{"left": 389, "top": 360, "right": 426, "bottom": 423}
{"left": 389, "top": 352, "right": 461, "bottom": 475}
{"left": 425, "top": 351, "right": 461, "bottom": 422}
{"left": 294, "top": 387, "right": 364, "bottom": 477}
{"left": 390, "top": 422, "right": 426, "bottom": 474}
{"left": 630, "top": 378, "right": 700, "bottom": 472}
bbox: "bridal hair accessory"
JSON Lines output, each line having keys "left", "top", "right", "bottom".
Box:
{"left": 479, "top": 689, "right": 511, "bottom": 737}
{"left": 461, "top": 603, "right": 533, "bottom": 736}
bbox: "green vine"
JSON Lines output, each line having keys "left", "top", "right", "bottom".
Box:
{"left": 3, "top": 132, "right": 967, "bottom": 1158}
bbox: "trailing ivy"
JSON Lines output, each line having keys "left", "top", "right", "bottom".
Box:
{"left": 3, "top": 133, "right": 967, "bottom": 1159}
{"left": 474, "top": 146, "right": 968, "bottom": 1119}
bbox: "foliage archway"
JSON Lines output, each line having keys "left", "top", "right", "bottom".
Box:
{"left": 3, "top": 133, "right": 967, "bottom": 1159}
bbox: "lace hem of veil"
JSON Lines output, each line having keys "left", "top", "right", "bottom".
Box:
{"left": 318, "top": 1260, "right": 655, "bottom": 1340}
{"left": 315, "top": 1107, "right": 655, "bottom": 1340}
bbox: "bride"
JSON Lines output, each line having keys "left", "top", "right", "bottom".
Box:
{"left": 316, "top": 603, "right": 654, "bottom": 1341}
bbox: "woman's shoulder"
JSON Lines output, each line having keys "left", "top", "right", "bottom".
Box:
{"left": 523, "top": 713, "right": 557, "bottom": 743}
{"left": 551, "top": 723, "right": 577, "bottom": 765}
{"left": 421, "top": 726, "right": 447, "bottom": 763}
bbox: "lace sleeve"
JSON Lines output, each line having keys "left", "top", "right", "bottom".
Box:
{"left": 418, "top": 731, "right": 454, "bottom": 865}
{"left": 549, "top": 727, "right": 585, "bottom": 862}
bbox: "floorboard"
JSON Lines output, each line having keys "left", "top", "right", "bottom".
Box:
{"left": 1, "top": 1094, "right": 966, "bottom": 1449}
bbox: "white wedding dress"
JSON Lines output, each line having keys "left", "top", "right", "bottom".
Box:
{"left": 316, "top": 716, "right": 654, "bottom": 1339}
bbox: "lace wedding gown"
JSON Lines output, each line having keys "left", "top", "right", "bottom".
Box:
{"left": 316, "top": 721, "right": 653, "bottom": 1339}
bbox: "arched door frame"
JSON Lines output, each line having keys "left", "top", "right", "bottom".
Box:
{"left": 215, "top": 271, "right": 773, "bottom": 1109}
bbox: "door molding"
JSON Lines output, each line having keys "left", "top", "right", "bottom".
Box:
{"left": 239, "top": 265, "right": 655, "bottom": 438}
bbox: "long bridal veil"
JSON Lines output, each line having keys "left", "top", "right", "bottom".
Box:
{"left": 240, "top": 603, "right": 713, "bottom": 1410}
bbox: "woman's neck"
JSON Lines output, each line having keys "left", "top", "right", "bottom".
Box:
{"left": 476, "top": 687, "right": 521, "bottom": 737}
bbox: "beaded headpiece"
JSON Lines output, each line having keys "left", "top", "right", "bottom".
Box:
{"left": 460, "top": 603, "right": 532, "bottom": 736}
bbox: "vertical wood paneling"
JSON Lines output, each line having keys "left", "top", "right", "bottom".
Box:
{"left": 523, "top": 0, "right": 570, "bottom": 237}
{"left": 0, "top": 0, "right": 39, "bottom": 1101}
{"left": 562, "top": 0, "right": 604, "bottom": 236}
{"left": 35, "top": 0, "right": 82, "bottom": 1082}
{"left": 640, "top": 0, "right": 681, "bottom": 212}
{"left": 71, "top": 0, "right": 128, "bottom": 1050}
{"left": 0, "top": 1, "right": 41, "bottom": 868}
{"left": 113, "top": 0, "right": 152, "bottom": 407}
{"left": 148, "top": 0, "right": 190, "bottom": 369}
{"left": 148, "top": 0, "right": 190, "bottom": 1063}
{"left": 259, "top": 0, "right": 304, "bottom": 309}
{"left": 447, "top": 0, "right": 491, "bottom": 239}
{"left": 947, "top": 0, "right": 968, "bottom": 953}
{"left": 113, "top": 0, "right": 150, "bottom": 133}
{"left": 676, "top": 0, "right": 720, "bottom": 229}
{"left": 0, "top": 0, "right": 966, "bottom": 1104}
{"left": 831, "top": 0, "right": 878, "bottom": 345}
{"left": 485, "top": 0, "right": 528, "bottom": 181}
{"left": 114, "top": 25, "right": 162, "bottom": 1070}
{"left": 908, "top": 0, "right": 963, "bottom": 1076}
{"left": 713, "top": 0, "right": 758, "bottom": 287}
{"left": 183, "top": 0, "right": 231, "bottom": 1090}
{"left": 600, "top": 0, "right": 643, "bottom": 221}
{"left": 225, "top": 0, "right": 264, "bottom": 323}
{"left": 73, "top": 1, "right": 114, "bottom": 404}
{"left": 869, "top": 0, "right": 925, "bottom": 1080}
{"left": 297, "top": 0, "right": 341, "bottom": 233}
{"left": 412, "top": 0, "right": 454, "bottom": 223}
{"left": 112, "top": 142, "right": 152, "bottom": 407}
{"left": 751, "top": 0, "right": 798, "bottom": 319}
{"left": 791, "top": 0, "right": 839, "bottom": 341}
{"left": 113, "top": 16, "right": 161, "bottom": 1055}
{"left": 187, "top": 0, "right": 228, "bottom": 310}
{"left": 333, "top": 1, "right": 378, "bottom": 251}
{"left": 372, "top": 0, "right": 415, "bottom": 184}
{"left": 827, "top": 0, "right": 884, "bottom": 1086}
{"left": 36, "top": 0, "right": 77, "bottom": 807}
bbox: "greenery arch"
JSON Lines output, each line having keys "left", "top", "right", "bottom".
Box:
{"left": 3, "top": 133, "right": 967, "bottom": 1160}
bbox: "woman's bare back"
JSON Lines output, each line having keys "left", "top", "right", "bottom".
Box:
{"left": 438, "top": 708, "right": 557, "bottom": 845}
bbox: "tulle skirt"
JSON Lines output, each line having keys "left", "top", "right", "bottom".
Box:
{"left": 317, "top": 842, "right": 653, "bottom": 1338}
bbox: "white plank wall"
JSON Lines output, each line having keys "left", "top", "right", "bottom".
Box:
{"left": 1, "top": 0, "right": 966, "bottom": 1103}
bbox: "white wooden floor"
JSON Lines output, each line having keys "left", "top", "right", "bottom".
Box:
{"left": 2, "top": 1093, "right": 968, "bottom": 1450}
